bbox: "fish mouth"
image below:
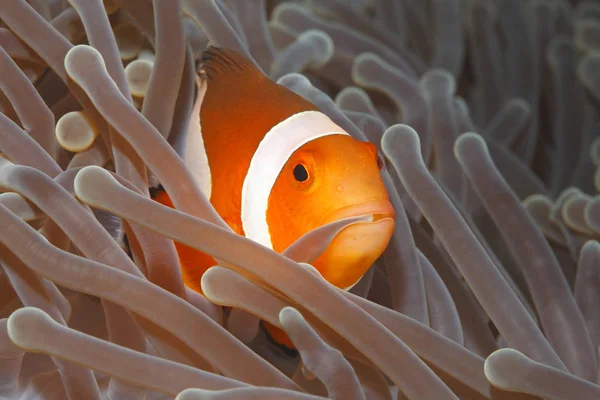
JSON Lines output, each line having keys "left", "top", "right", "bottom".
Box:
{"left": 313, "top": 200, "right": 395, "bottom": 290}
{"left": 324, "top": 200, "right": 395, "bottom": 225}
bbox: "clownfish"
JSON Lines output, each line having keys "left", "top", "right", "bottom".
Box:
{"left": 152, "top": 46, "right": 395, "bottom": 349}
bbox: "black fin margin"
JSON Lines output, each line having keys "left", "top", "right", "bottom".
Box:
{"left": 121, "top": 232, "right": 133, "bottom": 260}
{"left": 199, "top": 45, "right": 259, "bottom": 80}
{"left": 149, "top": 184, "right": 165, "bottom": 199}
{"left": 260, "top": 320, "right": 299, "bottom": 357}
{"left": 123, "top": 184, "right": 164, "bottom": 260}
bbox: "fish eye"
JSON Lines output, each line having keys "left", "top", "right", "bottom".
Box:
{"left": 293, "top": 164, "right": 309, "bottom": 182}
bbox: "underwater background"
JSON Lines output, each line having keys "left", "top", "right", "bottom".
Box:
{"left": 0, "top": 0, "right": 600, "bottom": 399}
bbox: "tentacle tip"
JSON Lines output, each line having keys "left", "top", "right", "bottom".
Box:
{"left": 276, "top": 72, "right": 310, "bottom": 87}
{"left": 381, "top": 124, "right": 420, "bottom": 157}
{"left": 484, "top": 348, "right": 530, "bottom": 389}
{"left": 7, "top": 307, "right": 52, "bottom": 352}
{"left": 73, "top": 165, "right": 115, "bottom": 206}
{"left": 420, "top": 69, "right": 457, "bottom": 95}
{"left": 351, "top": 52, "right": 381, "bottom": 82}
{"left": 65, "top": 44, "right": 106, "bottom": 78}
{"left": 454, "top": 132, "right": 487, "bottom": 158}
{"left": 175, "top": 388, "right": 202, "bottom": 400}
{"left": 301, "top": 30, "right": 334, "bottom": 66}
{"left": 508, "top": 97, "right": 532, "bottom": 113}
{"left": 581, "top": 239, "right": 600, "bottom": 254}
{"left": 278, "top": 306, "right": 300, "bottom": 325}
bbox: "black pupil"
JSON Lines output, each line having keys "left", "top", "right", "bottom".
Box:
{"left": 293, "top": 164, "right": 309, "bottom": 182}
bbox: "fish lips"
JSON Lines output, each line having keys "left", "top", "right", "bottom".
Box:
{"left": 313, "top": 200, "right": 395, "bottom": 290}
{"left": 324, "top": 200, "right": 395, "bottom": 225}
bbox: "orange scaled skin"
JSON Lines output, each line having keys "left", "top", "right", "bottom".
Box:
{"left": 151, "top": 46, "right": 395, "bottom": 350}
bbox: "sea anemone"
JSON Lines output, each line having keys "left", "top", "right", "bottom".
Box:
{"left": 0, "top": 0, "right": 599, "bottom": 399}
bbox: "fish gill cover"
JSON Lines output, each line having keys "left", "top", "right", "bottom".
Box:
{"left": 0, "top": 0, "right": 599, "bottom": 399}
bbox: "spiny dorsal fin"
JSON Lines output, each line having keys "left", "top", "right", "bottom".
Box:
{"left": 199, "top": 46, "right": 262, "bottom": 82}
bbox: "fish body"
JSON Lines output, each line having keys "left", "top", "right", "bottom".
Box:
{"left": 152, "top": 47, "right": 395, "bottom": 348}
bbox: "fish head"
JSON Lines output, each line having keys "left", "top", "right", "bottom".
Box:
{"left": 267, "top": 133, "right": 395, "bottom": 290}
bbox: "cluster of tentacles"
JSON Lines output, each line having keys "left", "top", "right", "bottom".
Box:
{"left": 0, "top": 0, "right": 599, "bottom": 399}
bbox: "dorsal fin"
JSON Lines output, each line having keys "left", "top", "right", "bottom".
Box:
{"left": 199, "top": 46, "right": 262, "bottom": 82}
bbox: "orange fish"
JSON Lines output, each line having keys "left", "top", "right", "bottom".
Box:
{"left": 152, "top": 46, "right": 395, "bottom": 348}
